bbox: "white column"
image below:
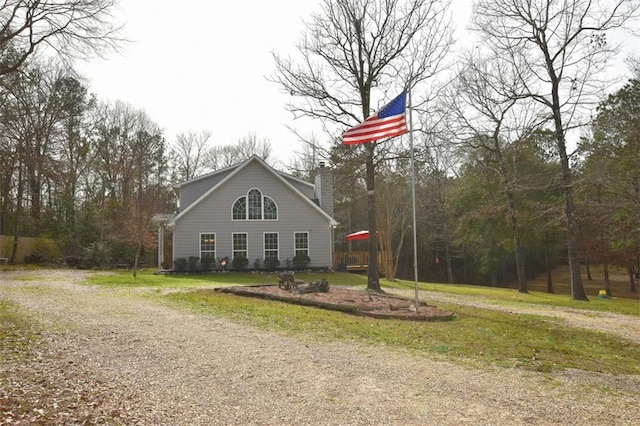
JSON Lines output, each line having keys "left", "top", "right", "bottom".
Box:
{"left": 158, "top": 226, "right": 164, "bottom": 270}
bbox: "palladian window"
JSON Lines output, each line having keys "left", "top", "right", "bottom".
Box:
{"left": 232, "top": 188, "right": 278, "bottom": 220}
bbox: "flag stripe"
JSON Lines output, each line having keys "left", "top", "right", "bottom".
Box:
{"left": 342, "top": 114, "right": 407, "bottom": 145}
{"left": 342, "top": 91, "right": 408, "bottom": 145}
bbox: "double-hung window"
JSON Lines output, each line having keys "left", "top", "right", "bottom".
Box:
{"left": 233, "top": 233, "right": 248, "bottom": 259}
{"left": 264, "top": 232, "right": 279, "bottom": 260}
{"left": 200, "top": 233, "right": 216, "bottom": 259}
{"left": 294, "top": 232, "right": 309, "bottom": 257}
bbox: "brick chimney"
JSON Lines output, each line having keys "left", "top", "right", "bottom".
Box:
{"left": 314, "top": 162, "right": 334, "bottom": 218}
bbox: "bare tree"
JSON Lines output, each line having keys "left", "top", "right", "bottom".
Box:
{"left": 376, "top": 167, "right": 412, "bottom": 281}
{"left": 235, "top": 133, "right": 272, "bottom": 162}
{"left": 447, "top": 51, "right": 546, "bottom": 293}
{"left": 626, "top": 55, "right": 640, "bottom": 79}
{"left": 471, "top": 0, "right": 640, "bottom": 301}
{"left": 271, "top": 0, "right": 453, "bottom": 291}
{"left": 287, "top": 130, "right": 326, "bottom": 180}
{"left": 0, "top": 0, "right": 123, "bottom": 76}
{"left": 172, "top": 130, "right": 212, "bottom": 181}
{"left": 202, "top": 133, "right": 273, "bottom": 171}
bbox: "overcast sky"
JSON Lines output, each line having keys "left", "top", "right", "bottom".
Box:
{"left": 74, "top": 0, "right": 472, "bottom": 164}
{"left": 75, "top": 0, "right": 635, "bottom": 165}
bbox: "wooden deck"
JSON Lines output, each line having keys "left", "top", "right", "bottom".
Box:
{"left": 333, "top": 251, "right": 386, "bottom": 272}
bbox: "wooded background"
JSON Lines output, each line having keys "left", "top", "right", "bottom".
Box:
{"left": 1, "top": 0, "right": 638, "bottom": 298}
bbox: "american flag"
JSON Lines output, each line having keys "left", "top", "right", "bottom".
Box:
{"left": 342, "top": 91, "right": 408, "bottom": 145}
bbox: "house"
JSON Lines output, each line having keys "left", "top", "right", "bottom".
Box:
{"left": 165, "top": 155, "right": 338, "bottom": 270}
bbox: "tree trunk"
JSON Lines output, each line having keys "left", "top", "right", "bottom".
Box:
{"left": 544, "top": 232, "right": 554, "bottom": 294}
{"left": 586, "top": 261, "right": 592, "bottom": 280}
{"left": 603, "top": 262, "right": 611, "bottom": 296}
{"left": 629, "top": 266, "right": 637, "bottom": 293}
{"left": 548, "top": 77, "right": 588, "bottom": 300}
{"left": 445, "top": 242, "right": 453, "bottom": 284}
{"left": 133, "top": 242, "right": 141, "bottom": 279}
{"left": 499, "top": 161, "right": 527, "bottom": 293}
{"left": 9, "top": 163, "right": 24, "bottom": 264}
{"left": 365, "top": 144, "right": 381, "bottom": 292}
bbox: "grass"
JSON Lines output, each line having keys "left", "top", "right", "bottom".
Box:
{"left": 162, "top": 289, "right": 640, "bottom": 375}
{"left": 0, "top": 300, "right": 42, "bottom": 359}
{"left": 35, "top": 267, "right": 640, "bottom": 375}
{"left": 385, "top": 278, "right": 640, "bottom": 317}
{"left": 86, "top": 269, "right": 367, "bottom": 288}
{"left": 87, "top": 268, "right": 638, "bottom": 316}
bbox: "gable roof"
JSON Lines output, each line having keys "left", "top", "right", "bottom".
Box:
{"left": 168, "top": 155, "right": 338, "bottom": 226}
{"left": 173, "top": 159, "right": 313, "bottom": 191}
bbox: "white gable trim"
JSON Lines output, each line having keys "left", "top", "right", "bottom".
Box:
{"left": 172, "top": 163, "right": 237, "bottom": 189}
{"left": 168, "top": 155, "right": 338, "bottom": 226}
{"left": 174, "top": 161, "right": 314, "bottom": 191}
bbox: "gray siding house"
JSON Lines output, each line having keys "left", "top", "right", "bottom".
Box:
{"left": 167, "top": 155, "right": 337, "bottom": 269}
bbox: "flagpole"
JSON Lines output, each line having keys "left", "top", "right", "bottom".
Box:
{"left": 408, "top": 90, "right": 419, "bottom": 310}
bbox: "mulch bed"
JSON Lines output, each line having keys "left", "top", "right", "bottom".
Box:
{"left": 215, "top": 285, "right": 454, "bottom": 321}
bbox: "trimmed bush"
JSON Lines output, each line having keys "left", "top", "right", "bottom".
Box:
{"left": 200, "top": 256, "right": 215, "bottom": 271}
{"left": 293, "top": 254, "right": 310, "bottom": 269}
{"left": 188, "top": 256, "right": 200, "bottom": 271}
{"left": 232, "top": 255, "right": 248, "bottom": 270}
{"left": 174, "top": 257, "right": 187, "bottom": 271}
{"left": 263, "top": 257, "right": 280, "bottom": 271}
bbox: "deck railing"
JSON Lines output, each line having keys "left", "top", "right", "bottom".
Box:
{"left": 333, "top": 251, "right": 388, "bottom": 271}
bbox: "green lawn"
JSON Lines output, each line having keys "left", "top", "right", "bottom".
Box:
{"left": 78, "top": 268, "right": 640, "bottom": 375}
{"left": 86, "top": 269, "right": 639, "bottom": 317}
{"left": 85, "top": 269, "right": 367, "bottom": 288}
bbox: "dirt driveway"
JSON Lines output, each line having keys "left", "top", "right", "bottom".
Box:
{"left": 1, "top": 269, "right": 639, "bottom": 425}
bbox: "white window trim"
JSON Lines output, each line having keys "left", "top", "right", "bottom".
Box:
{"left": 199, "top": 232, "right": 216, "bottom": 259}
{"left": 232, "top": 232, "right": 249, "bottom": 259}
{"left": 231, "top": 188, "right": 279, "bottom": 221}
{"left": 263, "top": 196, "right": 279, "bottom": 221}
{"left": 231, "top": 196, "right": 246, "bottom": 221}
{"left": 294, "top": 231, "right": 309, "bottom": 256}
{"left": 263, "top": 231, "right": 279, "bottom": 260}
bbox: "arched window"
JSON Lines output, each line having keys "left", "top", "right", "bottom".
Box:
{"left": 264, "top": 196, "right": 277, "bottom": 220}
{"left": 248, "top": 189, "right": 262, "bottom": 220}
{"left": 232, "top": 196, "right": 246, "bottom": 220}
{"left": 232, "top": 189, "right": 278, "bottom": 220}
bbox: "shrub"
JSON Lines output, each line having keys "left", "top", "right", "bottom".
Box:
{"left": 81, "top": 242, "right": 110, "bottom": 269}
{"left": 33, "top": 238, "right": 60, "bottom": 261}
{"left": 188, "top": 256, "right": 200, "bottom": 271}
{"left": 24, "top": 252, "right": 46, "bottom": 264}
{"left": 232, "top": 255, "right": 248, "bottom": 270}
{"left": 253, "top": 258, "right": 261, "bottom": 270}
{"left": 200, "top": 256, "right": 215, "bottom": 271}
{"left": 66, "top": 256, "right": 82, "bottom": 268}
{"left": 263, "top": 257, "right": 280, "bottom": 271}
{"left": 174, "top": 257, "right": 187, "bottom": 271}
{"left": 161, "top": 260, "right": 171, "bottom": 270}
{"left": 293, "top": 254, "right": 310, "bottom": 269}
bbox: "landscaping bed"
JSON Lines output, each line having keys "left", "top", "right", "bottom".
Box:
{"left": 216, "top": 284, "right": 455, "bottom": 321}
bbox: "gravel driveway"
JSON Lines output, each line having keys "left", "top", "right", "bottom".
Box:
{"left": 1, "top": 269, "right": 639, "bottom": 425}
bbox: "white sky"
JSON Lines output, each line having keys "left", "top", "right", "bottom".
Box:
{"left": 74, "top": 0, "right": 473, "bottom": 164}
{"left": 75, "top": 0, "right": 635, "bottom": 165}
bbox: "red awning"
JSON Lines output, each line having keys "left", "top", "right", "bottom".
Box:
{"left": 344, "top": 230, "right": 370, "bottom": 241}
